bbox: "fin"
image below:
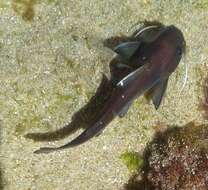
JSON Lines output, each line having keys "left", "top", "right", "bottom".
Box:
{"left": 111, "top": 63, "right": 133, "bottom": 86}
{"left": 118, "top": 101, "right": 132, "bottom": 118}
{"left": 100, "top": 72, "right": 110, "bottom": 82}
{"left": 117, "top": 65, "right": 146, "bottom": 87}
{"left": 115, "top": 63, "right": 133, "bottom": 70}
{"left": 34, "top": 147, "right": 60, "bottom": 154}
{"left": 95, "top": 130, "right": 103, "bottom": 137}
{"left": 134, "top": 25, "right": 166, "bottom": 43}
{"left": 134, "top": 25, "right": 160, "bottom": 38}
{"left": 149, "top": 78, "right": 168, "bottom": 109}
{"left": 33, "top": 117, "right": 110, "bottom": 154}
{"left": 114, "top": 41, "right": 141, "bottom": 59}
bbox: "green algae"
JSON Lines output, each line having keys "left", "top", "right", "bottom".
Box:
{"left": 12, "top": 0, "right": 37, "bottom": 21}
{"left": 15, "top": 115, "right": 43, "bottom": 135}
{"left": 46, "top": 94, "right": 73, "bottom": 114}
{"left": 120, "top": 151, "right": 144, "bottom": 173}
{"left": 125, "top": 123, "right": 208, "bottom": 190}
{"left": 13, "top": 91, "right": 72, "bottom": 135}
{"left": 193, "top": 1, "right": 208, "bottom": 9}
{"left": 56, "top": 93, "right": 72, "bottom": 102}
{"left": 11, "top": 0, "right": 59, "bottom": 21}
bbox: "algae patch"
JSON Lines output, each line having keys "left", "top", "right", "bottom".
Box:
{"left": 125, "top": 122, "right": 208, "bottom": 190}
{"left": 12, "top": 0, "right": 37, "bottom": 21}
{"left": 193, "top": 1, "right": 208, "bottom": 10}
{"left": 11, "top": 0, "right": 59, "bottom": 21}
{"left": 15, "top": 115, "right": 43, "bottom": 135}
{"left": 120, "top": 151, "right": 144, "bottom": 174}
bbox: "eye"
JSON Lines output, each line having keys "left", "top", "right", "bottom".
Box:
{"left": 176, "top": 46, "right": 183, "bottom": 56}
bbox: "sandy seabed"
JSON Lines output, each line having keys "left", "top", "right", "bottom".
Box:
{"left": 0, "top": 1, "right": 208, "bottom": 190}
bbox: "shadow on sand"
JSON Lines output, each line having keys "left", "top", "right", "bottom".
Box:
{"left": 25, "top": 21, "right": 163, "bottom": 143}
{"left": 25, "top": 34, "right": 133, "bottom": 142}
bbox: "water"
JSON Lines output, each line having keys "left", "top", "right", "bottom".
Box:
{"left": 0, "top": 1, "right": 208, "bottom": 189}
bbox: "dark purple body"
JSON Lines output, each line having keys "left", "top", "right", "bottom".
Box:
{"left": 34, "top": 25, "right": 185, "bottom": 153}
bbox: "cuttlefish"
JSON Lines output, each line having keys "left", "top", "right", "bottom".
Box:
{"left": 34, "top": 24, "right": 185, "bottom": 154}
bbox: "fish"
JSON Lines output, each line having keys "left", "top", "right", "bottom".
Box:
{"left": 34, "top": 25, "right": 185, "bottom": 154}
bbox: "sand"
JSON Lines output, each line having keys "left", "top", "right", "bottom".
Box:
{"left": 0, "top": 0, "right": 208, "bottom": 190}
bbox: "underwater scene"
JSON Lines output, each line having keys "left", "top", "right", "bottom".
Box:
{"left": 0, "top": 0, "right": 208, "bottom": 190}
